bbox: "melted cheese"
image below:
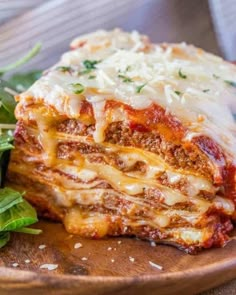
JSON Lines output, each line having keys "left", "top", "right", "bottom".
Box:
{"left": 17, "top": 124, "right": 216, "bottom": 198}
{"left": 17, "top": 29, "right": 236, "bottom": 160}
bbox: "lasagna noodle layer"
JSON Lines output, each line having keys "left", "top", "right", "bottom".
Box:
{"left": 7, "top": 122, "right": 235, "bottom": 252}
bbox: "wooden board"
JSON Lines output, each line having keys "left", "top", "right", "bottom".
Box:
{"left": 0, "top": 220, "right": 236, "bottom": 295}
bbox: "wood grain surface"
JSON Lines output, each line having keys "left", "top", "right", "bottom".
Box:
{"left": 0, "top": 220, "right": 236, "bottom": 295}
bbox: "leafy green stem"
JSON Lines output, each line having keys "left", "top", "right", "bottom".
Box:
{"left": 0, "top": 43, "right": 42, "bottom": 76}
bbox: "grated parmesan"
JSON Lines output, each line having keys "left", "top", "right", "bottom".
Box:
{"left": 12, "top": 263, "right": 19, "bottom": 268}
{"left": 81, "top": 257, "right": 88, "bottom": 261}
{"left": 149, "top": 261, "right": 163, "bottom": 270}
{"left": 74, "top": 242, "right": 83, "bottom": 249}
{"left": 40, "top": 264, "right": 58, "bottom": 270}
{"left": 38, "top": 244, "right": 46, "bottom": 250}
{"left": 129, "top": 256, "right": 135, "bottom": 262}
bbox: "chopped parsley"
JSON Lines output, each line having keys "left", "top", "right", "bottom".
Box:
{"left": 79, "top": 60, "right": 101, "bottom": 75}
{"left": 136, "top": 83, "right": 147, "bottom": 93}
{"left": 83, "top": 60, "right": 100, "bottom": 70}
{"left": 71, "top": 83, "right": 85, "bottom": 94}
{"left": 126, "top": 65, "right": 132, "bottom": 72}
{"left": 79, "top": 69, "right": 91, "bottom": 75}
{"left": 203, "top": 89, "right": 210, "bottom": 93}
{"left": 174, "top": 90, "right": 182, "bottom": 96}
{"left": 213, "top": 74, "right": 220, "bottom": 79}
{"left": 178, "top": 68, "right": 187, "bottom": 79}
{"left": 224, "top": 80, "right": 236, "bottom": 88}
{"left": 56, "top": 66, "right": 71, "bottom": 73}
{"left": 88, "top": 75, "right": 96, "bottom": 79}
{"left": 118, "top": 74, "right": 133, "bottom": 83}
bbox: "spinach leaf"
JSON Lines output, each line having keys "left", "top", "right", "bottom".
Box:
{"left": 0, "top": 42, "right": 43, "bottom": 248}
{"left": 0, "top": 199, "right": 37, "bottom": 231}
{"left": 0, "top": 231, "right": 10, "bottom": 248}
{"left": 14, "top": 227, "right": 42, "bottom": 235}
{"left": 0, "top": 133, "right": 14, "bottom": 152}
{"left": 0, "top": 80, "right": 17, "bottom": 124}
{"left": 9, "top": 70, "right": 42, "bottom": 92}
{"left": 0, "top": 188, "right": 23, "bottom": 214}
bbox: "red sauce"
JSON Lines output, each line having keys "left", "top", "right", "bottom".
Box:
{"left": 224, "top": 164, "right": 236, "bottom": 206}
{"left": 129, "top": 122, "right": 150, "bottom": 132}
{"left": 192, "top": 135, "right": 225, "bottom": 164}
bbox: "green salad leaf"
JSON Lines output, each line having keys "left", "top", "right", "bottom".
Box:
{"left": 0, "top": 43, "right": 41, "bottom": 76}
{"left": 14, "top": 227, "right": 42, "bottom": 235}
{"left": 0, "top": 80, "right": 17, "bottom": 124}
{"left": 0, "top": 199, "right": 37, "bottom": 231}
{"left": 0, "top": 42, "right": 43, "bottom": 248}
{"left": 0, "top": 232, "right": 10, "bottom": 248}
{"left": 0, "top": 188, "right": 23, "bottom": 214}
{"left": 9, "top": 70, "right": 42, "bottom": 92}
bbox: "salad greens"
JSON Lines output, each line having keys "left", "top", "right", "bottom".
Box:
{"left": 0, "top": 43, "right": 41, "bottom": 76}
{"left": 0, "top": 43, "right": 42, "bottom": 248}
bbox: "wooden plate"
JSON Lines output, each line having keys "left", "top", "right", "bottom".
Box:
{"left": 0, "top": 220, "right": 236, "bottom": 295}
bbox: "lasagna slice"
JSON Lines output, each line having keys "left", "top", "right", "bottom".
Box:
{"left": 7, "top": 30, "right": 236, "bottom": 253}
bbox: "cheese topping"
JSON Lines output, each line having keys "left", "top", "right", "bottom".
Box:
{"left": 18, "top": 29, "right": 236, "bottom": 159}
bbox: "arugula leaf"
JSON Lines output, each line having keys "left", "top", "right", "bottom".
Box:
{"left": 0, "top": 188, "right": 23, "bottom": 214}
{"left": 0, "top": 43, "right": 41, "bottom": 76}
{"left": 0, "top": 232, "right": 10, "bottom": 248}
{"left": 0, "top": 199, "right": 37, "bottom": 231}
{"left": 9, "top": 70, "right": 42, "bottom": 92}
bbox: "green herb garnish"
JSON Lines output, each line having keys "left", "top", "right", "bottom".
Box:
{"left": 71, "top": 83, "right": 85, "bottom": 94}
{"left": 83, "top": 60, "right": 100, "bottom": 70}
{"left": 203, "top": 89, "right": 210, "bottom": 93}
{"left": 174, "top": 90, "right": 182, "bottom": 96}
{"left": 118, "top": 74, "right": 133, "bottom": 83}
{"left": 56, "top": 66, "right": 72, "bottom": 73}
{"left": 213, "top": 74, "right": 220, "bottom": 79}
{"left": 225, "top": 80, "right": 236, "bottom": 88}
{"left": 79, "top": 60, "right": 101, "bottom": 75}
{"left": 126, "top": 65, "right": 131, "bottom": 72}
{"left": 136, "top": 83, "right": 147, "bottom": 93}
{"left": 178, "top": 68, "right": 187, "bottom": 79}
{"left": 88, "top": 75, "right": 96, "bottom": 80}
